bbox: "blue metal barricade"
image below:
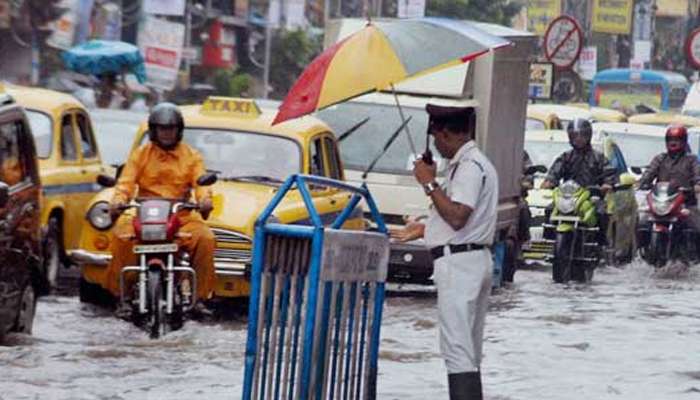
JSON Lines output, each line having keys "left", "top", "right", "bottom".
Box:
{"left": 243, "top": 174, "right": 389, "bottom": 400}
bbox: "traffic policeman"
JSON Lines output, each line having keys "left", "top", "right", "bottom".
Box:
{"left": 391, "top": 104, "right": 498, "bottom": 400}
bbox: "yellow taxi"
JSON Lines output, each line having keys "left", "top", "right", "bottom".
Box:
{"left": 73, "top": 97, "right": 363, "bottom": 301}
{"left": 4, "top": 84, "right": 108, "bottom": 289}
{"left": 627, "top": 112, "right": 700, "bottom": 128}
{"left": 566, "top": 102, "right": 628, "bottom": 122}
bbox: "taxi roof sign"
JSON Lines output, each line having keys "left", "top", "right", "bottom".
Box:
{"left": 201, "top": 96, "right": 261, "bottom": 119}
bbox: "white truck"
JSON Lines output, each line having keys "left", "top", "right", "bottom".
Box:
{"left": 318, "top": 19, "right": 536, "bottom": 286}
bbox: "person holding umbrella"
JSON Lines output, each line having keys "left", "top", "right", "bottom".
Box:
{"left": 391, "top": 104, "right": 498, "bottom": 400}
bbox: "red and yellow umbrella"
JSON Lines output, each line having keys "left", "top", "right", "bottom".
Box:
{"left": 273, "top": 18, "right": 511, "bottom": 125}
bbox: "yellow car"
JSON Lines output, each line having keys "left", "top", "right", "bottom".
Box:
{"left": 4, "top": 84, "right": 109, "bottom": 288}
{"left": 73, "top": 97, "right": 362, "bottom": 301}
{"left": 566, "top": 103, "right": 628, "bottom": 123}
{"left": 627, "top": 112, "right": 700, "bottom": 128}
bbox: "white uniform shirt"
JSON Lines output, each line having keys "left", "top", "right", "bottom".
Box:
{"left": 424, "top": 140, "right": 498, "bottom": 247}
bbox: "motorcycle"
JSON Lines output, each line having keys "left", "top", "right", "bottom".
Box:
{"left": 636, "top": 182, "right": 698, "bottom": 268}
{"left": 99, "top": 173, "right": 216, "bottom": 338}
{"left": 543, "top": 180, "right": 602, "bottom": 283}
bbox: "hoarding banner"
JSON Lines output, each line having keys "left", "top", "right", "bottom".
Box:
{"left": 592, "top": 0, "right": 633, "bottom": 34}
{"left": 138, "top": 17, "right": 185, "bottom": 90}
{"left": 577, "top": 46, "right": 597, "bottom": 80}
{"left": 527, "top": 0, "right": 561, "bottom": 35}
{"left": 143, "top": 0, "right": 186, "bottom": 16}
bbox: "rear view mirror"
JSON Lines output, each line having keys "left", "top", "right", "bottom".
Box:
{"left": 525, "top": 164, "right": 547, "bottom": 175}
{"left": 196, "top": 172, "right": 218, "bottom": 186}
{"left": 630, "top": 166, "right": 643, "bottom": 175}
{"left": 97, "top": 174, "right": 117, "bottom": 187}
{"left": 0, "top": 182, "right": 9, "bottom": 208}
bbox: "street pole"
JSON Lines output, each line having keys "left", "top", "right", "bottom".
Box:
{"left": 263, "top": 2, "right": 272, "bottom": 99}
{"left": 184, "top": 0, "right": 192, "bottom": 88}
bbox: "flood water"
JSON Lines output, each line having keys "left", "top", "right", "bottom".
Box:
{"left": 2, "top": 260, "right": 700, "bottom": 399}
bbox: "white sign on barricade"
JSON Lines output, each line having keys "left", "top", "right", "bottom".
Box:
{"left": 138, "top": 17, "right": 185, "bottom": 90}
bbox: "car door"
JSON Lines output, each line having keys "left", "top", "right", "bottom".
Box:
{"left": 61, "top": 111, "right": 103, "bottom": 251}
{"left": 308, "top": 133, "right": 352, "bottom": 225}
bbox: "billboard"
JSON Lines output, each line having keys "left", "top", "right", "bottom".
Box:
{"left": 138, "top": 17, "right": 185, "bottom": 90}
{"left": 592, "top": 0, "right": 633, "bottom": 35}
{"left": 527, "top": 0, "right": 561, "bottom": 35}
{"left": 529, "top": 62, "right": 554, "bottom": 99}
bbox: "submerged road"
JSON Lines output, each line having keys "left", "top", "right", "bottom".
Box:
{"left": 2, "top": 260, "right": 700, "bottom": 399}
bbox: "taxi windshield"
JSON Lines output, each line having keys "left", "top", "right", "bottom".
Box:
{"left": 182, "top": 128, "right": 301, "bottom": 181}
{"left": 25, "top": 110, "right": 52, "bottom": 158}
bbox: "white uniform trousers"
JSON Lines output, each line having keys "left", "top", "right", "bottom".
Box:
{"left": 434, "top": 247, "right": 492, "bottom": 373}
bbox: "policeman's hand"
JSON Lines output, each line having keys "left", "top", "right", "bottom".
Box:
{"left": 199, "top": 198, "right": 213, "bottom": 220}
{"left": 413, "top": 159, "right": 437, "bottom": 185}
{"left": 389, "top": 222, "right": 425, "bottom": 243}
{"left": 540, "top": 180, "right": 554, "bottom": 189}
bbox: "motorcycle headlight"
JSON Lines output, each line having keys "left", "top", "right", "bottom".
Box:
{"left": 141, "top": 224, "right": 168, "bottom": 241}
{"left": 557, "top": 197, "right": 576, "bottom": 214}
{"left": 653, "top": 200, "right": 672, "bottom": 216}
{"left": 87, "top": 201, "right": 113, "bottom": 231}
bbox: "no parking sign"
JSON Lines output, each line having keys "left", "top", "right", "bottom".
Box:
{"left": 686, "top": 28, "right": 700, "bottom": 69}
{"left": 544, "top": 15, "right": 583, "bottom": 70}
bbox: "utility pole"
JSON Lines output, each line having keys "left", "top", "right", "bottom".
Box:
{"left": 263, "top": 0, "right": 273, "bottom": 99}
{"left": 184, "top": 0, "right": 192, "bottom": 88}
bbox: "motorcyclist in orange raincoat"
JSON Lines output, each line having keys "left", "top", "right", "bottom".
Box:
{"left": 106, "top": 103, "right": 216, "bottom": 317}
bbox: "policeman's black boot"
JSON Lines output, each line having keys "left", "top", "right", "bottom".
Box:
{"left": 448, "top": 371, "right": 483, "bottom": 400}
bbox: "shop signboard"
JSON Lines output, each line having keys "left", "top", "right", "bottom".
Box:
{"left": 577, "top": 46, "right": 597, "bottom": 80}
{"left": 528, "top": 62, "right": 554, "bottom": 99}
{"left": 592, "top": 0, "right": 633, "bottom": 35}
{"left": 138, "top": 16, "right": 185, "bottom": 90}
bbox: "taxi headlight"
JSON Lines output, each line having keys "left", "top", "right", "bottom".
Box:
{"left": 87, "top": 201, "right": 114, "bottom": 231}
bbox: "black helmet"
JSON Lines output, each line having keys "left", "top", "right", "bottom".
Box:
{"left": 148, "top": 102, "right": 184, "bottom": 149}
{"left": 566, "top": 118, "right": 592, "bottom": 149}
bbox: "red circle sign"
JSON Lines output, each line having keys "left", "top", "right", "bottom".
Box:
{"left": 544, "top": 15, "right": 583, "bottom": 70}
{"left": 686, "top": 28, "right": 700, "bottom": 69}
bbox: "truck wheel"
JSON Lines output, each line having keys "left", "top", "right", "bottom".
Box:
{"left": 552, "top": 232, "right": 573, "bottom": 283}
{"left": 44, "top": 217, "right": 63, "bottom": 290}
{"left": 14, "top": 283, "right": 36, "bottom": 334}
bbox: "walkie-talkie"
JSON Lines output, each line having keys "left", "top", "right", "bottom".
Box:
{"left": 422, "top": 128, "right": 434, "bottom": 165}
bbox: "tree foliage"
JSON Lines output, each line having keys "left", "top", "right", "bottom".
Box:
{"left": 425, "top": 0, "right": 522, "bottom": 26}
{"left": 269, "top": 29, "right": 322, "bottom": 99}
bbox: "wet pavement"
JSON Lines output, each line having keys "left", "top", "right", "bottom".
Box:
{"left": 2, "top": 260, "right": 700, "bottom": 399}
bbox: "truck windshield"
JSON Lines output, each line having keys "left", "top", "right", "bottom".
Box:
{"left": 317, "top": 101, "right": 428, "bottom": 175}
{"left": 523, "top": 141, "right": 571, "bottom": 170}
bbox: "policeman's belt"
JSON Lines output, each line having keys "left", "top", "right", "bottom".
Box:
{"left": 430, "top": 243, "right": 487, "bottom": 260}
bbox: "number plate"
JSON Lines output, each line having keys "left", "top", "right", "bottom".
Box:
{"left": 133, "top": 243, "right": 178, "bottom": 254}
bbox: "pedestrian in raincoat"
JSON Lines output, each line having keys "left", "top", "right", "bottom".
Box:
{"left": 106, "top": 103, "right": 216, "bottom": 318}
{"left": 391, "top": 104, "right": 498, "bottom": 400}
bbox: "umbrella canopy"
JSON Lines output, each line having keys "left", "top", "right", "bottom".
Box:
{"left": 273, "top": 18, "right": 511, "bottom": 125}
{"left": 62, "top": 40, "right": 147, "bottom": 83}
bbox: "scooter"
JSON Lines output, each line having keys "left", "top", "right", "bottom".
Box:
{"left": 637, "top": 182, "right": 698, "bottom": 268}
{"left": 543, "top": 180, "right": 602, "bottom": 283}
{"left": 100, "top": 173, "right": 216, "bottom": 338}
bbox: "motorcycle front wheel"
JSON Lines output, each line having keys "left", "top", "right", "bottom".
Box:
{"left": 649, "top": 231, "right": 668, "bottom": 268}
{"left": 147, "top": 269, "right": 165, "bottom": 339}
{"left": 552, "top": 231, "right": 573, "bottom": 283}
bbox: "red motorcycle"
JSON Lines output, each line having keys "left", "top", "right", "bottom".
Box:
{"left": 99, "top": 173, "right": 216, "bottom": 338}
{"left": 637, "top": 182, "right": 698, "bottom": 268}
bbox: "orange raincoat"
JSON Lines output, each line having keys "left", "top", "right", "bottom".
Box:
{"left": 105, "top": 141, "right": 216, "bottom": 300}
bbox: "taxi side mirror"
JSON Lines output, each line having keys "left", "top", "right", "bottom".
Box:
{"left": 97, "top": 174, "right": 116, "bottom": 187}
{"left": 0, "top": 182, "right": 9, "bottom": 209}
{"left": 196, "top": 172, "right": 218, "bottom": 186}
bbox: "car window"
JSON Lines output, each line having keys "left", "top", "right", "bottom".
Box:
{"left": 323, "top": 136, "right": 342, "bottom": 180}
{"left": 60, "top": 114, "right": 78, "bottom": 161}
{"left": 310, "top": 136, "right": 327, "bottom": 176}
{"left": 25, "top": 110, "right": 52, "bottom": 159}
{"left": 0, "top": 120, "right": 27, "bottom": 186}
{"left": 76, "top": 113, "right": 97, "bottom": 159}
{"left": 525, "top": 118, "right": 546, "bottom": 130}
